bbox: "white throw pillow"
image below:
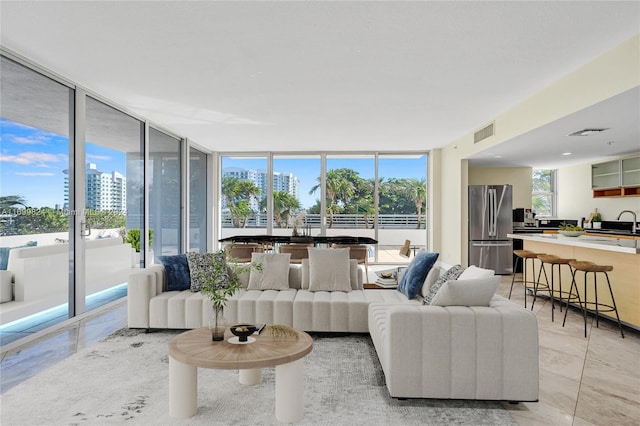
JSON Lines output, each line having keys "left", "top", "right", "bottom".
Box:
{"left": 247, "top": 252, "right": 291, "bottom": 290}
{"left": 458, "top": 265, "right": 495, "bottom": 280}
{"left": 307, "top": 248, "right": 352, "bottom": 292}
{"left": 301, "top": 259, "right": 359, "bottom": 290}
{"left": 429, "top": 276, "right": 500, "bottom": 307}
{"left": 420, "top": 263, "right": 441, "bottom": 298}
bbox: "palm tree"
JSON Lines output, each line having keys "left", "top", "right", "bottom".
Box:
{"left": 309, "top": 169, "right": 354, "bottom": 228}
{"left": 405, "top": 178, "right": 427, "bottom": 229}
{"left": 273, "top": 191, "right": 301, "bottom": 228}
{"left": 221, "top": 177, "right": 261, "bottom": 227}
{"left": 0, "top": 195, "right": 28, "bottom": 209}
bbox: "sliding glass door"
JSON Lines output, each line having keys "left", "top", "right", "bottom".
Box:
{"left": 0, "top": 56, "right": 73, "bottom": 332}
{"left": 85, "top": 97, "right": 144, "bottom": 312}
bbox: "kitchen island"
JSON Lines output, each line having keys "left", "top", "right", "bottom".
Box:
{"left": 508, "top": 233, "right": 640, "bottom": 330}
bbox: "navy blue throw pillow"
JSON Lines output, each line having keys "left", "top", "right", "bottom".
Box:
{"left": 397, "top": 251, "right": 439, "bottom": 299}
{"left": 159, "top": 254, "right": 191, "bottom": 291}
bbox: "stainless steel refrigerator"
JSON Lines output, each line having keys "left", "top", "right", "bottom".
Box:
{"left": 468, "top": 184, "right": 513, "bottom": 275}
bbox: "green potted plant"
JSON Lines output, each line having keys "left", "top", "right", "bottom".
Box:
{"left": 125, "top": 228, "right": 153, "bottom": 252}
{"left": 592, "top": 212, "right": 602, "bottom": 229}
{"left": 191, "top": 247, "right": 261, "bottom": 341}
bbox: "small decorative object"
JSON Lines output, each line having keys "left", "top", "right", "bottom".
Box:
{"left": 592, "top": 211, "right": 602, "bottom": 229}
{"left": 209, "top": 307, "right": 226, "bottom": 341}
{"left": 267, "top": 324, "right": 299, "bottom": 341}
{"left": 558, "top": 222, "right": 584, "bottom": 237}
{"left": 195, "top": 247, "right": 262, "bottom": 343}
{"left": 380, "top": 272, "right": 394, "bottom": 279}
{"left": 230, "top": 324, "right": 258, "bottom": 342}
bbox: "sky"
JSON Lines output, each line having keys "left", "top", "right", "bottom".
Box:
{"left": 1, "top": 117, "right": 426, "bottom": 210}
{"left": 1, "top": 118, "right": 126, "bottom": 208}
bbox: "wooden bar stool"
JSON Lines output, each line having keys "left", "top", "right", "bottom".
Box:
{"left": 533, "top": 254, "right": 575, "bottom": 322}
{"left": 509, "top": 250, "right": 545, "bottom": 308}
{"left": 563, "top": 260, "right": 624, "bottom": 338}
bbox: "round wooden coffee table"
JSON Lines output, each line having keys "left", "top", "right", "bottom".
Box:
{"left": 168, "top": 327, "right": 313, "bottom": 422}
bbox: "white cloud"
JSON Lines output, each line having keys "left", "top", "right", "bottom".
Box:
{"left": 0, "top": 152, "right": 65, "bottom": 165}
{"left": 87, "top": 154, "right": 112, "bottom": 161}
{"left": 1, "top": 132, "right": 52, "bottom": 145}
{"left": 15, "top": 172, "right": 56, "bottom": 176}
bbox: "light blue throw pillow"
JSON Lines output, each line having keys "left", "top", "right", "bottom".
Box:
{"left": 397, "top": 250, "right": 439, "bottom": 299}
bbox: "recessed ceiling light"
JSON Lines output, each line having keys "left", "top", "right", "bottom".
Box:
{"left": 562, "top": 152, "right": 572, "bottom": 156}
{"left": 568, "top": 128, "right": 609, "bottom": 136}
{"left": 493, "top": 155, "right": 502, "bottom": 159}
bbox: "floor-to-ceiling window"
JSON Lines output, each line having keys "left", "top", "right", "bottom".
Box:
{"left": 0, "top": 56, "right": 73, "bottom": 335}
{"left": 85, "top": 96, "right": 144, "bottom": 310}
{"left": 272, "top": 155, "right": 321, "bottom": 236}
{"left": 189, "top": 146, "right": 208, "bottom": 253}
{"left": 377, "top": 154, "right": 428, "bottom": 262}
{"left": 220, "top": 155, "right": 268, "bottom": 239}
{"left": 217, "top": 152, "right": 429, "bottom": 264}
{"left": 149, "top": 128, "right": 181, "bottom": 261}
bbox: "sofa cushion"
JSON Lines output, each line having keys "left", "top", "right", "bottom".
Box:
{"left": 247, "top": 252, "right": 291, "bottom": 290}
{"left": 186, "top": 251, "right": 228, "bottom": 292}
{"left": 158, "top": 254, "right": 191, "bottom": 291}
{"left": 397, "top": 250, "right": 439, "bottom": 299}
{"left": 307, "top": 248, "right": 351, "bottom": 292}
{"left": 420, "top": 263, "right": 441, "bottom": 298}
{"left": 301, "top": 259, "right": 360, "bottom": 290}
{"left": 458, "top": 265, "right": 495, "bottom": 280}
{"left": 423, "top": 264, "right": 465, "bottom": 305}
{"left": 430, "top": 276, "right": 501, "bottom": 307}
{"left": 0, "top": 241, "right": 37, "bottom": 270}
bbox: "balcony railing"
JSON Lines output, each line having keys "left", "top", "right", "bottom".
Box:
{"left": 221, "top": 213, "right": 426, "bottom": 229}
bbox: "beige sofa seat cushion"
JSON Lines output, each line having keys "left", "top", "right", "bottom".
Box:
{"left": 293, "top": 289, "right": 369, "bottom": 332}
{"left": 149, "top": 290, "right": 210, "bottom": 329}
{"left": 225, "top": 288, "right": 297, "bottom": 326}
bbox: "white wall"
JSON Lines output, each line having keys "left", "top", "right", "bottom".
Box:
{"left": 468, "top": 167, "right": 533, "bottom": 209}
{"left": 436, "top": 35, "right": 640, "bottom": 266}
{"left": 557, "top": 154, "right": 640, "bottom": 222}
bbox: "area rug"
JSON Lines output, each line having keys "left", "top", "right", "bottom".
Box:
{"left": 1, "top": 329, "right": 516, "bottom": 425}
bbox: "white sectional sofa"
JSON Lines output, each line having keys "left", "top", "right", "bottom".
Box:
{"left": 128, "top": 260, "right": 409, "bottom": 331}
{"left": 127, "top": 258, "right": 539, "bottom": 402}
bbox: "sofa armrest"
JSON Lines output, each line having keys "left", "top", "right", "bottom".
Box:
{"left": 1, "top": 270, "right": 13, "bottom": 303}
{"left": 368, "top": 297, "right": 539, "bottom": 400}
{"left": 127, "top": 265, "right": 165, "bottom": 328}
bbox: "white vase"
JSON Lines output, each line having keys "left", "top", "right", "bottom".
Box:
{"left": 593, "top": 222, "right": 602, "bottom": 229}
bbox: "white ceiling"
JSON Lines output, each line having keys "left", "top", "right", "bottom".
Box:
{"left": 1, "top": 1, "right": 639, "bottom": 168}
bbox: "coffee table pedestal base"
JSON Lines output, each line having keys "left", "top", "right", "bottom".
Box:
{"left": 275, "top": 358, "right": 304, "bottom": 422}
{"left": 169, "top": 356, "right": 197, "bottom": 418}
{"left": 239, "top": 368, "right": 262, "bottom": 385}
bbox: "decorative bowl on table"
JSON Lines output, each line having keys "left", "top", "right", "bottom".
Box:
{"left": 558, "top": 230, "right": 585, "bottom": 237}
{"left": 379, "top": 272, "right": 394, "bottom": 279}
{"left": 229, "top": 324, "right": 258, "bottom": 342}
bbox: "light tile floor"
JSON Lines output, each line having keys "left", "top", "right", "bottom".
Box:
{"left": 1, "top": 275, "right": 639, "bottom": 425}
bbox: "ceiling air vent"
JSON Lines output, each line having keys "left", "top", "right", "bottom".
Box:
{"left": 568, "top": 128, "right": 609, "bottom": 136}
{"left": 474, "top": 122, "right": 494, "bottom": 144}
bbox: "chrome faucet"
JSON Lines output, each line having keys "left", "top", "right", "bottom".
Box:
{"left": 616, "top": 210, "right": 637, "bottom": 233}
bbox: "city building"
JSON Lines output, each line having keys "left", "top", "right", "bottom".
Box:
{"left": 63, "top": 163, "right": 126, "bottom": 212}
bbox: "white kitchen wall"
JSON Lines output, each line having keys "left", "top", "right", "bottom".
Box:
{"left": 557, "top": 156, "right": 640, "bottom": 222}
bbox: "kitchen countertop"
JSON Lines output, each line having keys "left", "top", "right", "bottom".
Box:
{"left": 507, "top": 233, "right": 640, "bottom": 254}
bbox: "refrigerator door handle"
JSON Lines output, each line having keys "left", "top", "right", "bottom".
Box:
{"left": 471, "top": 242, "right": 513, "bottom": 247}
{"left": 489, "top": 188, "right": 496, "bottom": 237}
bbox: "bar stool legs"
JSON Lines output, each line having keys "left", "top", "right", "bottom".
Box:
{"left": 510, "top": 250, "right": 545, "bottom": 308}
{"left": 563, "top": 261, "right": 624, "bottom": 339}
{"left": 534, "top": 254, "right": 575, "bottom": 322}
